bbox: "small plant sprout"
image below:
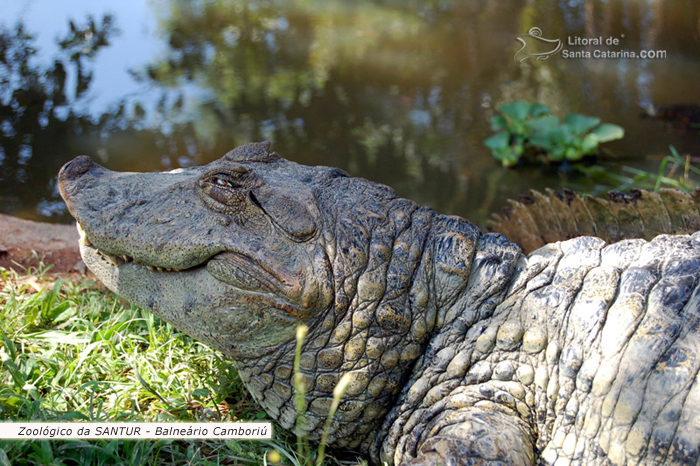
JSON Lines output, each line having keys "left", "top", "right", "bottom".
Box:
{"left": 294, "top": 324, "right": 310, "bottom": 463}
{"left": 316, "top": 372, "right": 352, "bottom": 466}
{"left": 290, "top": 324, "right": 355, "bottom": 466}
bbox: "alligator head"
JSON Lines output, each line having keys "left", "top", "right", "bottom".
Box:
{"left": 59, "top": 142, "right": 338, "bottom": 359}
{"left": 58, "top": 142, "right": 485, "bottom": 450}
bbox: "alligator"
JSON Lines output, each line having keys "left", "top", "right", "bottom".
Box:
{"left": 489, "top": 187, "right": 700, "bottom": 254}
{"left": 59, "top": 142, "right": 700, "bottom": 465}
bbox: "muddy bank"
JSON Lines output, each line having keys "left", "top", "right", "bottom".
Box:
{"left": 0, "top": 214, "right": 83, "bottom": 273}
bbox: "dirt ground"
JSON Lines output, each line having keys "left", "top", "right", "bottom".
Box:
{"left": 0, "top": 214, "right": 83, "bottom": 274}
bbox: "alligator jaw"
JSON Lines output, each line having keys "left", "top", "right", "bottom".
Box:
{"left": 78, "top": 234, "right": 298, "bottom": 359}
{"left": 76, "top": 222, "right": 216, "bottom": 273}
{"left": 76, "top": 221, "right": 288, "bottom": 295}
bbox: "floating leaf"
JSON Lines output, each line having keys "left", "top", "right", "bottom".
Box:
{"left": 512, "top": 139, "right": 524, "bottom": 157}
{"left": 550, "top": 124, "right": 573, "bottom": 146}
{"left": 549, "top": 146, "right": 566, "bottom": 161}
{"left": 563, "top": 113, "right": 601, "bottom": 135}
{"left": 498, "top": 101, "right": 531, "bottom": 121}
{"left": 591, "top": 123, "right": 624, "bottom": 142}
{"left": 503, "top": 118, "right": 526, "bottom": 137}
{"left": 565, "top": 146, "right": 583, "bottom": 161}
{"left": 525, "top": 115, "right": 559, "bottom": 133}
{"left": 490, "top": 115, "right": 507, "bottom": 131}
{"left": 580, "top": 133, "right": 600, "bottom": 155}
{"left": 529, "top": 103, "right": 552, "bottom": 117}
{"left": 529, "top": 133, "right": 553, "bottom": 151}
{"left": 496, "top": 149, "right": 520, "bottom": 167}
{"left": 484, "top": 131, "right": 510, "bottom": 152}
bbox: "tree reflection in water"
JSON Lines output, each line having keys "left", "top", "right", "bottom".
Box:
{"left": 0, "top": 15, "right": 203, "bottom": 222}
{"left": 1, "top": 1, "right": 699, "bottom": 224}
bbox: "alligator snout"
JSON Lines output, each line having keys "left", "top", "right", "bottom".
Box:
{"left": 58, "top": 155, "right": 112, "bottom": 202}
{"left": 59, "top": 155, "right": 95, "bottom": 183}
{"left": 58, "top": 155, "right": 114, "bottom": 220}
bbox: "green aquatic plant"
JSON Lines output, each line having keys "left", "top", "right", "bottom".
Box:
{"left": 484, "top": 101, "right": 625, "bottom": 167}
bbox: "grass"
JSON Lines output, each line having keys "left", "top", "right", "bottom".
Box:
{"left": 576, "top": 146, "right": 700, "bottom": 195}
{"left": 0, "top": 262, "right": 365, "bottom": 466}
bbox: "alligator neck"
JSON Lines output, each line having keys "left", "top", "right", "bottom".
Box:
{"left": 430, "top": 215, "right": 525, "bottom": 332}
{"left": 370, "top": 219, "right": 525, "bottom": 463}
{"left": 232, "top": 202, "right": 523, "bottom": 457}
{"left": 231, "top": 197, "right": 447, "bottom": 452}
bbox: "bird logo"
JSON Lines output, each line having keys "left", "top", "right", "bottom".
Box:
{"left": 514, "top": 27, "right": 563, "bottom": 62}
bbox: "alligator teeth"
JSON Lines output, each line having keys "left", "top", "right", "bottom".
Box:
{"left": 76, "top": 223, "right": 92, "bottom": 247}
{"left": 94, "top": 253, "right": 181, "bottom": 273}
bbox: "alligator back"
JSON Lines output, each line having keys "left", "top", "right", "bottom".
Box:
{"left": 489, "top": 188, "right": 700, "bottom": 253}
{"left": 381, "top": 232, "right": 700, "bottom": 465}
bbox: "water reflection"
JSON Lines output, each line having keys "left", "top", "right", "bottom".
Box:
{"left": 0, "top": 17, "right": 118, "bottom": 220}
{"left": 1, "top": 0, "right": 699, "bottom": 225}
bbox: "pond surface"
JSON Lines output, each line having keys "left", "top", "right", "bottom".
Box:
{"left": 1, "top": 0, "right": 699, "bottom": 227}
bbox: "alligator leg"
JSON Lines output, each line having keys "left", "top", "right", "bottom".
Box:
{"left": 398, "top": 403, "right": 537, "bottom": 466}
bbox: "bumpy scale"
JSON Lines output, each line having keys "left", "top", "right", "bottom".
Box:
{"left": 59, "top": 142, "right": 700, "bottom": 465}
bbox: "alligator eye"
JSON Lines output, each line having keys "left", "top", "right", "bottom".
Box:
{"left": 200, "top": 172, "right": 249, "bottom": 208}
{"left": 208, "top": 173, "right": 243, "bottom": 190}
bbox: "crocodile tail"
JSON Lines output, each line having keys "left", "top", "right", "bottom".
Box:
{"left": 488, "top": 188, "right": 700, "bottom": 253}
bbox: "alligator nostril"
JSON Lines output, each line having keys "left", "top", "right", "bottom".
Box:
{"left": 60, "top": 155, "right": 94, "bottom": 181}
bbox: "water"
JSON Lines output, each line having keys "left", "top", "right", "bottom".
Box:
{"left": 1, "top": 0, "right": 699, "bottom": 227}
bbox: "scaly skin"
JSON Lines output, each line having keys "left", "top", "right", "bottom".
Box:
{"left": 380, "top": 233, "right": 700, "bottom": 465}
{"left": 489, "top": 188, "right": 700, "bottom": 253}
{"left": 58, "top": 142, "right": 700, "bottom": 465}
